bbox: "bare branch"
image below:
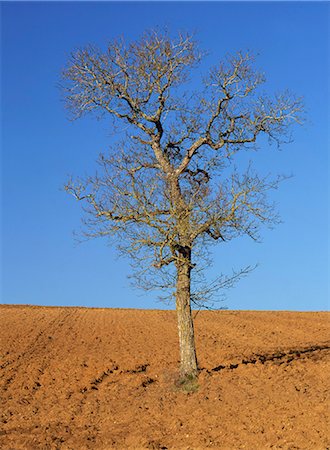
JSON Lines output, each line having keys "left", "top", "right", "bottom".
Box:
{"left": 62, "top": 30, "right": 303, "bottom": 310}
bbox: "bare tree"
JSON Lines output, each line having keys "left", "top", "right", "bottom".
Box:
{"left": 62, "top": 30, "right": 303, "bottom": 378}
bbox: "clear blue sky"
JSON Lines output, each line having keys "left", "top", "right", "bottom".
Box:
{"left": 1, "top": 2, "right": 329, "bottom": 310}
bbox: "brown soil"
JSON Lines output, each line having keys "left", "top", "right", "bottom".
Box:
{"left": 0, "top": 305, "right": 329, "bottom": 449}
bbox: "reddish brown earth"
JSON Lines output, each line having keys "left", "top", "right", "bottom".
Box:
{"left": 0, "top": 305, "right": 329, "bottom": 449}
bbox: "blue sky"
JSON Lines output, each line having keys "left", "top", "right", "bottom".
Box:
{"left": 1, "top": 2, "right": 329, "bottom": 310}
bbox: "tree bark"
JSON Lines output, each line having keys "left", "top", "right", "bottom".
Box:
{"left": 175, "top": 248, "right": 198, "bottom": 378}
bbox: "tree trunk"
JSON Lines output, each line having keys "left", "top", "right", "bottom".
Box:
{"left": 175, "top": 248, "right": 198, "bottom": 378}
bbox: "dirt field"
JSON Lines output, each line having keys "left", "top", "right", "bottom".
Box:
{"left": 0, "top": 305, "right": 329, "bottom": 449}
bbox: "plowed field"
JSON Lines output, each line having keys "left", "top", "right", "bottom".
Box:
{"left": 0, "top": 305, "right": 329, "bottom": 449}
